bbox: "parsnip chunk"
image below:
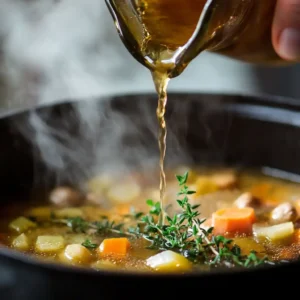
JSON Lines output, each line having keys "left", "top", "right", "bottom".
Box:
{"left": 35, "top": 235, "right": 65, "bottom": 253}
{"left": 9, "top": 217, "right": 36, "bottom": 233}
{"left": 253, "top": 222, "right": 294, "bottom": 244}
{"left": 64, "top": 244, "right": 91, "bottom": 263}
{"left": 146, "top": 250, "right": 192, "bottom": 272}
{"left": 12, "top": 233, "right": 30, "bottom": 251}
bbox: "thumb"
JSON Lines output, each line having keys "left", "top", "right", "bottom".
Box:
{"left": 272, "top": 0, "right": 300, "bottom": 60}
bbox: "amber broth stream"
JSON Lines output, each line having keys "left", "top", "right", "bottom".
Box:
{"left": 123, "top": 0, "right": 206, "bottom": 221}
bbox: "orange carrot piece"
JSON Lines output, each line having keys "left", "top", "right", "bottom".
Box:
{"left": 212, "top": 207, "right": 256, "bottom": 235}
{"left": 99, "top": 238, "right": 131, "bottom": 256}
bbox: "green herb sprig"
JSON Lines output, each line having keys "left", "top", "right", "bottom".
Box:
{"left": 53, "top": 216, "right": 135, "bottom": 238}
{"left": 140, "top": 171, "right": 268, "bottom": 268}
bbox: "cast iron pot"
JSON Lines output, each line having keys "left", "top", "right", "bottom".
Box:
{"left": 0, "top": 93, "right": 299, "bottom": 299}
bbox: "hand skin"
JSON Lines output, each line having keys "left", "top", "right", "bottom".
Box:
{"left": 272, "top": 0, "right": 300, "bottom": 61}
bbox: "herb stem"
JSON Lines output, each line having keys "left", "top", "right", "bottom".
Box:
{"left": 50, "top": 219, "right": 136, "bottom": 238}
{"left": 191, "top": 219, "right": 219, "bottom": 257}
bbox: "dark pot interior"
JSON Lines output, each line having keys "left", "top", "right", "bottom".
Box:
{"left": 0, "top": 92, "right": 300, "bottom": 299}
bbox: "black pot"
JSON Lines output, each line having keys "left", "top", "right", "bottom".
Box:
{"left": 0, "top": 92, "right": 299, "bottom": 299}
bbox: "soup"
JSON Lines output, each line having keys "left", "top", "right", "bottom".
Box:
{"left": 2, "top": 167, "right": 300, "bottom": 273}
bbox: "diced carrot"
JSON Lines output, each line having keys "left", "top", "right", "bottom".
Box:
{"left": 99, "top": 238, "right": 131, "bottom": 256}
{"left": 212, "top": 207, "right": 256, "bottom": 235}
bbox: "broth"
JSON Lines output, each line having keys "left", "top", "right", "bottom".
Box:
{"left": 2, "top": 167, "right": 300, "bottom": 273}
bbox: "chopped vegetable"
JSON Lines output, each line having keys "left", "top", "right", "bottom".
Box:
{"left": 212, "top": 207, "right": 256, "bottom": 235}
{"left": 64, "top": 244, "right": 91, "bottom": 263}
{"left": 35, "top": 235, "right": 65, "bottom": 253}
{"left": 146, "top": 250, "right": 192, "bottom": 272}
{"left": 54, "top": 208, "right": 83, "bottom": 218}
{"left": 9, "top": 217, "right": 36, "bottom": 233}
{"left": 194, "top": 176, "right": 218, "bottom": 196}
{"left": 270, "top": 202, "right": 298, "bottom": 224}
{"left": 49, "top": 187, "right": 82, "bottom": 207}
{"left": 234, "top": 192, "right": 261, "bottom": 209}
{"left": 12, "top": 233, "right": 30, "bottom": 251}
{"left": 253, "top": 222, "right": 294, "bottom": 244}
{"left": 99, "top": 238, "right": 131, "bottom": 256}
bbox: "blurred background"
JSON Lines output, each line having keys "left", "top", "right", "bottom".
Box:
{"left": 0, "top": 0, "right": 300, "bottom": 112}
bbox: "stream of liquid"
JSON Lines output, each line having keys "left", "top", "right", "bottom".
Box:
{"left": 135, "top": 1, "right": 204, "bottom": 222}
{"left": 152, "top": 71, "right": 170, "bottom": 225}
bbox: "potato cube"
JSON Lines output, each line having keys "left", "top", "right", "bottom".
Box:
{"left": 194, "top": 177, "right": 218, "bottom": 196}
{"left": 12, "top": 233, "right": 30, "bottom": 251}
{"left": 253, "top": 222, "right": 294, "bottom": 245}
{"left": 64, "top": 244, "right": 91, "bottom": 263}
{"left": 146, "top": 250, "right": 192, "bottom": 272}
{"left": 9, "top": 217, "right": 36, "bottom": 233}
{"left": 35, "top": 235, "right": 65, "bottom": 253}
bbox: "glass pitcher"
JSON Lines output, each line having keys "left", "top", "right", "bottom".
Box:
{"left": 105, "top": 0, "right": 288, "bottom": 78}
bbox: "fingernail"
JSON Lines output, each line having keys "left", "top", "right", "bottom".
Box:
{"left": 278, "top": 28, "right": 300, "bottom": 60}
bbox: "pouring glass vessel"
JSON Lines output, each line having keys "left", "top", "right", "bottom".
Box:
{"left": 105, "top": 0, "right": 288, "bottom": 78}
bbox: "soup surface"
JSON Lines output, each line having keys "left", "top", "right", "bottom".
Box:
{"left": 2, "top": 167, "right": 300, "bottom": 273}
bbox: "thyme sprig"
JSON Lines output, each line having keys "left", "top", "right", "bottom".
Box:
{"left": 52, "top": 216, "right": 136, "bottom": 238}
{"left": 140, "top": 171, "right": 268, "bottom": 268}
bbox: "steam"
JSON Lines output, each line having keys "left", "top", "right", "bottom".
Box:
{"left": 14, "top": 95, "right": 193, "bottom": 189}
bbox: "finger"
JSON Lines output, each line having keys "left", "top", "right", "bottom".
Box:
{"left": 272, "top": 0, "right": 300, "bottom": 60}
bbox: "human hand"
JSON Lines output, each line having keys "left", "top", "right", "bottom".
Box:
{"left": 273, "top": 0, "right": 300, "bottom": 60}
